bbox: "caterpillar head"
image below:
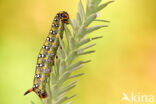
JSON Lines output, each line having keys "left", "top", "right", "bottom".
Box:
{"left": 58, "top": 11, "right": 69, "bottom": 24}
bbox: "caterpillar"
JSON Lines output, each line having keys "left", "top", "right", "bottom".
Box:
{"left": 24, "top": 11, "right": 69, "bottom": 98}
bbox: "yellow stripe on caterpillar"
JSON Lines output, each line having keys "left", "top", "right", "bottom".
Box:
{"left": 55, "top": 34, "right": 58, "bottom": 38}
{"left": 42, "top": 66, "right": 47, "bottom": 70}
{"left": 48, "top": 50, "right": 52, "bottom": 54}
{"left": 44, "top": 56, "right": 48, "bottom": 61}
{"left": 58, "top": 20, "right": 62, "bottom": 30}
{"left": 38, "top": 85, "right": 41, "bottom": 90}
{"left": 45, "top": 41, "right": 49, "bottom": 46}
{"left": 40, "top": 77, "right": 43, "bottom": 81}
{"left": 52, "top": 42, "right": 56, "bottom": 46}
{"left": 40, "top": 49, "right": 45, "bottom": 54}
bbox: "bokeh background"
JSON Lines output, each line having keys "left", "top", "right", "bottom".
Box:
{"left": 0, "top": 0, "right": 156, "bottom": 104}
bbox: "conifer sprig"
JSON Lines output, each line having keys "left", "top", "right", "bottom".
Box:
{"left": 34, "top": 0, "right": 113, "bottom": 104}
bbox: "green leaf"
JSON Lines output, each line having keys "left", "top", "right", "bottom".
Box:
{"left": 55, "top": 97, "right": 68, "bottom": 104}
{"left": 94, "top": 19, "right": 110, "bottom": 22}
{"left": 69, "top": 64, "right": 83, "bottom": 72}
{"left": 56, "top": 95, "right": 76, "bottom": 104}
{"left": 69, "top": 37, "right": 75, "bottom": 51}
{"left": 76, "top": 26, "right": 86, "bottom": 40}
{"left": 78, "top": 50, "right": 95, "bottom": 55}
{"left": 59, "top": 60, "right": 66, "bottom": 75}
{"left": 78, "top": 0, "right": 85, "bottom": 22}
{"left": 78, "top": 25, "right": 107, "bottom": 40}
{"left": 52, "top": 57, "right": 60, "bottom": 84}
{"left": 76, "top": 12, "right": 82, "bottom": 27}
{"left": 58, "top": 85, "right": 76, "bottom": 95}
{"left": 77, "top": 43, "right": 96, "bottom": 52}
{"left": 86, "top": 1, "right": 113, "bottom": 17}
{"left": 58, "top": 35, "right": 67, "bottom": 57}
{"left": 86, "top": 25, "right": 108, "bottom": 34}
{"left": 66, "top": 51, "right": 77, "bottom": 64}
{"left": 69, "top": 73, "right": 85, "bottom": 79}
{"left": 84, "top": 13, "right": 97, "bottom": 27}
{"left": 86, "top": 0, "right": 101, "bottom": 17}
{"left": 77, "top": 36, "right": 103, "bottom": 47}
{"left": 57, "top": 72, "right": 70, "bottom": 86}
{"left": 58, "top": 48, "right": 65, "bottom": 60}
{"left": 63, "top": 80, "right": 78, "bottom": 89}
{"left": 66, "top": 101, "right": 72, "bottom": 104}
{"left": 68, "top": 19, "right": 75, "bottom": 31}
{"left": 67, "top": 60, "right": 91, "bottom": 71}
{"left": 65, "top": 25, "right": 72, "bottom": 42}
{"left": 95, "top": 1, "right": 114, "bottom": 13}
{"left": 64, "top": 25, "right": 75, "bottom": 52}
{"left": 86, "top": 0, "right": 90, "bottom": 15}
{"left": 72, "top": 19, "right": 77, "bottom": 33}
{"left": 93, "top": 0, "right": 102, "bottom": 6}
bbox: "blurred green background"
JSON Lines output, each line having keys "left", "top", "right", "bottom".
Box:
{"left": 0, "top": 0, "right": 156, "bottom": 104}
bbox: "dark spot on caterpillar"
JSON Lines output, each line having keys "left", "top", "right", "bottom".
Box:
{"left": 42, "top": 45, "right": 46, "bottom": 48}
{"left": 47, "top": 36, "right": 55, "bottom": 43}
{"left": 35, "top": 74, "right": 41, "bottom": 78}
{"left": 50, "top": 30, "right": 57, "bottom": 35}
{"left": 47, "top": 37, "right": 50, "bottom": 41}
{"left": 45, "top": 46, "right": 49, "bottom": 50}
{"left": 37, "top": 63, "right": 44, "bottom": 67}
{"left": 51, "top": 36, "right": 55, "bottom": 42}
{"left": 38, "top": 54, "right": 42, "bottom": 58}
{"left": 55, "top": 24, "right": 59, "bottom": 27}
{"left": 42, "top": 54, "right": 45, "bottom": 58}
{"left": 33, "top": 84, "right": 39, "bottom": 88}
{"left": 40, "top": 92, "right": 48, "bottom": 98}
{"left": 54, "top": 18, "right": 57, "bottom": 21}
{"left": 52, "top": 24, "right": 55, "bottom": 27}
{"left": 38, "top": 54, "right": 45, "bottom": 58}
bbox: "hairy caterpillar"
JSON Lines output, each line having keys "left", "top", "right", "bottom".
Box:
{"left": 24, "top": 11, "right": 69, "bottom": 98}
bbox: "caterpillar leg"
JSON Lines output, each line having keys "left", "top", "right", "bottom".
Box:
{"left": 51, "top": 58, "right": 55, "bottom": 65}
{"left": 56, "top": 55, "right": 58, "bottom": 59}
